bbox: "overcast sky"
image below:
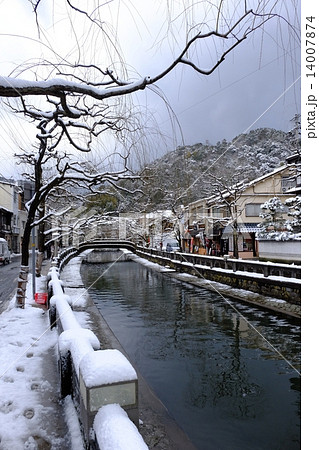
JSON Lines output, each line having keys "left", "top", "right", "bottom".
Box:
{"left": 0, "top": 0, "right": 301, "bottom": 178}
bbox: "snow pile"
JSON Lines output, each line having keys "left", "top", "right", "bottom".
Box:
{"left": 59, "top": 328, "right": 100, "bottom": 355}
{"left": 80, "top": 349, "right": 137, "bottom": 387}
{"left": 58, "top": 255, "right": 91, "bottom": 308}
{"left": 50, "top": 292, "right": 73, "bottom": 307}
{"left": 94, "top": 404, "right": 148, "bottom": 450}
{"left": 48, "top": 266, "right": 65, "bottom": 296}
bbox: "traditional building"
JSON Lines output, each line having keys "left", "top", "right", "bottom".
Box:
{"left": 182, "top": 160, "right": 301, "bottom": 258}
{"left": 0, "top": 178, "right": 20, "bottom": 252}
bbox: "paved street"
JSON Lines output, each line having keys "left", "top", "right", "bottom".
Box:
{"left": 0, "top": 255, "right": 21, "bottom": 313}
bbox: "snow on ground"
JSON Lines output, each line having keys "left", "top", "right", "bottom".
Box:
{"left": 0, "top": 268, "right": 83, "bottom": 450}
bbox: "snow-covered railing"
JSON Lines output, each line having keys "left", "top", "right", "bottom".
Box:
{"left": 93, "top": 404, "right": 148, "bottom": 450}
{"left": 47, "top": 266, "right": 146, "bottom": 449}
{"left": 138, "top": 247, "right": 301, "bottom": 279}
{"left": 55, "top": 246, "right": 79, "bottom": 271}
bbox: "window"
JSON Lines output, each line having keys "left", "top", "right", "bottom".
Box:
{"left": 211, "top": 207, "right": 224, "bottom": 218}
{"left": 245, "top": 203, "right": 262, "bottom": 217}
{"left": 296, "top": 174, "right": 301, "bottom": 187}
{"left": 282, "top": 176, "right": 296, "bottom": 192}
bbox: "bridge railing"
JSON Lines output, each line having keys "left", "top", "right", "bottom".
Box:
{"left": 78, "top": 239, "right": 136, "bottom": 253}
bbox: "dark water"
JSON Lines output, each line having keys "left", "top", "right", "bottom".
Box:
{"left": 81, "top": 261, "right": 301, "bottom": 450}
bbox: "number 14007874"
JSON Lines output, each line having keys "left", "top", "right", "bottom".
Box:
{"left": 306, "top": 16, "right": 316, "bottom": 78}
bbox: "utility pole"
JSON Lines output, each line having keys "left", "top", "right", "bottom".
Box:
{"left": 32, "top": 226, "right": 36, "bottom": 299}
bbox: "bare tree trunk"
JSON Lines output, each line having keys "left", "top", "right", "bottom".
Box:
{"left": 233, "top": 231, "right": 239, "bottom": 259}
{"left": 16, "top": 265, "right": 29, "bottom": 308}
{"left": 16, "top": 218, "right": 33, "bottom": 308}
{"left": 233, "top": 220, "right": 239, "bottom": 259}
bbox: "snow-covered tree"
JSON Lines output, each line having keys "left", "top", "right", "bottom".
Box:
{"left": 285, "top": 196, "right": 301, "bottom": 235}
{"left": 257, "top": 197, "right": 288, "bottom": 240}
{"left": 0, "top": 0, "right": 300, "bottom": 306}
{"left": 287, "top": 114, "right": 301, "bottom": 153}
{"left": 257, "top": 195, "right": 301, "bottom": 241}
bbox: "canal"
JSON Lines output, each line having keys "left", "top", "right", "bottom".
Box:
{"left": 81, "top": 259, "right": 301, "bottom": 450}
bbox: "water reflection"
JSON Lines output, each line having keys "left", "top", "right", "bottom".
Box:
{"left": 81, "top": 261, "right": 301, "bottom": 450}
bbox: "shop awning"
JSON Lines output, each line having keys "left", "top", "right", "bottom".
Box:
{"left": 222, "top": 223, "right": 260, "bottom": 237}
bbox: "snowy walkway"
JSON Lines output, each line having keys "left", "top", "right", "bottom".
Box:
{"left": 0, "top": 261, "right": 83, "bottom": 450}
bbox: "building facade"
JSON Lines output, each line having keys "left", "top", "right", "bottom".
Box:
{"left": 0, "top": 178, "right": 20, "bottom": 252}
{"left": 182, "top": 161, "right": 301, "bottom": 258}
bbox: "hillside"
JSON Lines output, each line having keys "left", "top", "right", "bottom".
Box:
{"left": 121, "top": 127, "right": 299, "bottom": 212}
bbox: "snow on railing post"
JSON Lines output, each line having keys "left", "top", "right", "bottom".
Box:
{"left": 58, "top": 329, "right": 100, "bottom": 403}
{"left": 47, "top": 267, "right": 65, "bottom": 328}
{"left": 78, "top": 349, "right": 139, "bottom": 446}
{"left": 93, "top": 404, "right": 148, "bottom": 450}
{"left": 263, "top": 265, "right": 269, "bottom": 277}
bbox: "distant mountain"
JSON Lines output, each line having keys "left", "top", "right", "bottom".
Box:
{"left": 120, "top": 127, "right": 300, "bottom": 212}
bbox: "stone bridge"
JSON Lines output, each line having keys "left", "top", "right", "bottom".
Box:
{"left": 56, "top": 239, "right": 136, "bottom": 269}
{"left": 78, "top": 239, "right": 136, "bottom": 254}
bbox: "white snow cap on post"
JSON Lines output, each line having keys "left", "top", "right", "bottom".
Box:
{"left": 93, "top": 404, "right": 148, "bottom": 450}
{"left": 80, "top": 349, "right": 137, "bottom": 387}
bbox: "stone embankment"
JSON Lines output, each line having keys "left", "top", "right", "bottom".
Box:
{"left": 170, "top": 270, "right": 301, "bottom": 318}
{"left": 133, "top": 250, "right": 301, "bottom": 319}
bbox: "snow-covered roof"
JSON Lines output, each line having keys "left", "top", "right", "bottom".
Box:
{"left": 205, "top": 164, "right": 294, "bottom": 207}
{"left": 0, "top": 205, "right": 13, "bottom": 214}
{"left": 244, "top": 164, "right": 291, "bottom": 189}
{"left": 184, "top": 165, "right": 294, "bottom": 212}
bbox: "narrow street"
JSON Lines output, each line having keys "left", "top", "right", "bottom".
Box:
{"left": 0, "top": 255, "right": 21, "bottom": 313}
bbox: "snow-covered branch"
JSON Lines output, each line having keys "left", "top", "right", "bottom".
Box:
{"left": 0, "top": 76, "right": 151, "bottom": 103}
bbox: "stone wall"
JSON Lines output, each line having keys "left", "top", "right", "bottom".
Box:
{"left": 258, "top": 239, "right": 301, "bottom": 263}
